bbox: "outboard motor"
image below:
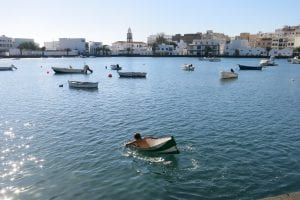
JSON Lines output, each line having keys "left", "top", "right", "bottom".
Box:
{"left": 83, "top": 65, "right": 93, "bottom": 74}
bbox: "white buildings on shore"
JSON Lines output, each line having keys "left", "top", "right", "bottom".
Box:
{"left": 1, "top": 24, "right": 300, "bottom": 57}
{"left": 0, "top": 35, "right": 39, "bottom": 56}
{"left": 153, "top": 43, "right": 176, "bottom": 55}
{"left": 88, "top": 42, "right": 103, "bottom": 55}
{"left": 111, "top": 28, "right": 151, "bottom": 55}
{"left": 0, "top": 35, "right": 13, "bottom": 51}
{"left": 44, "top": 38, "right": 86, "bottom": 54}
{"left": 224, "top": 39, "right": 267, "bottom": 56}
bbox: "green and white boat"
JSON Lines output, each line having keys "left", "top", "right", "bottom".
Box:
{"left": 126, "top": 136, "right": 179, "bottom": 154}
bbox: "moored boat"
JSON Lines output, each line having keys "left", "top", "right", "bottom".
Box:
{"left": 0, "top": 64, "right": 17, "bottom": 71}
{"left": 291, "top": 56, "right": 300, "bottom": 64}
{"left": 52, "top": 64, "right": 93, "bottom": 74}
{"left": 118, "top": 71, "right": 147, "bottom": 78}
{"left": 208, "top": 57, "right": 221, "bottom": 62}
{"left": 68, "top": 80, "right": 98, "bottom": 89}
{"left": 126, "top": 136, "right": 179, "bottom": 154}
{"left": 182, "top": 64, "right": 195, "bottom": 71}
{"left": 110, "top": 64, "right": 122, "bottom": 70}
{"left": 220, "top": 70, "right": 238, "bottom": 79}
{"left": 238, "top": 64, "right": 262, "bottom": 70}
{"left": 199, "top": 57, "right": 221, "bottom": 62}
{"left": 259, "top": 56, "right": 277, "bottom": 67}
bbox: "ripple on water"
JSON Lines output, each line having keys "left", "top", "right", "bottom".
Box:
{"left": 0, "top": 120, "right": 43, "bottom": 200}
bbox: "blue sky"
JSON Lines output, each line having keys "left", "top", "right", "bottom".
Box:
{"left": 1, "top": 0, "right": 300, "bottom": 46}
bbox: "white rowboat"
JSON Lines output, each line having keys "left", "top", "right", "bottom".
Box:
{"left": 68, "top": 80, "right": 98, "bottom": 89}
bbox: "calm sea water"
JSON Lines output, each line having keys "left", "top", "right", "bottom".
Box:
{"left": 0, "top": 57, "right": 299, "bottom": 200}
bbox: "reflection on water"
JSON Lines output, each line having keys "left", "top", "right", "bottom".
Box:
{"left": 0, "top": 120, "right": 43, "bottom": 200}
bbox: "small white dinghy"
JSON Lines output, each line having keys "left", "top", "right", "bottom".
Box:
{"left": 182, "top": 64, "right": 195, "bottom": 71}
{"left": 126, "top": 136, "right": 179, "bottom": 154}
{"left": 220, "top": 71, "right": 238, "bottom": 79}
{"left": 68, "top": 80, "right": 98, "bottom": 89}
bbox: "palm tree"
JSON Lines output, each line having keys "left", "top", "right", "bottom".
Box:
{"left": 293, "top": 47, "right": 300, "bottom": 57}
{"left": 152, "top": 43, "right": 158, "bottom": 55}
{"left": 266, "top": 47, "right": 272, "bottom": 56}
{"left": 102, "top": 45, "right": 110, "bottom": 56}
{"left": 40, "top": 47, "right": 46, "bottom": 57}
{"left": 234, "top": 49, "right": 240, "bottom": 56}
{"left": 204, "top": 46, "right": 212, "bottom": 57}
{"left": 95, "top": 47, "right": 101, "bottom": 56}
{"left": 17, "top": 41, "right": 39, "bottom": 56}
{"left": 65, "top": 48, "right": 71, "bottom": 56}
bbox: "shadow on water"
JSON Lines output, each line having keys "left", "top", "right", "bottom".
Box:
{"left": 68, "top": 87, "right": 99, "bottom": 92}
{"left": 53, "top": 73, "right": 92, "bottom": 76}
{"left": 219, "top": 78, "right": 238, "bottom": 85}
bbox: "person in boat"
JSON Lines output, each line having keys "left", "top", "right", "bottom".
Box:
{"left": 126, "top": 133, "right": 151, "bottom": 148}
{"left": 230, "top": 68, "right": 235, "bottom": 73}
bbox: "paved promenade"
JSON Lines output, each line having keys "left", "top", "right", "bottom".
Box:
{"left": 262, "top": 192, "right": 300, "bottom": 200}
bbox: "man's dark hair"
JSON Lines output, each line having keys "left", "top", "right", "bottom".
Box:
{"left": 134, "top": 133, "right": 142, "bottom": 140}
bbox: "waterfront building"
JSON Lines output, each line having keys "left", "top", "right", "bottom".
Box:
{"left": 9, "top": 49, "right": 42, "bottom": 56}
{"left": 58, "top": 38, "right": 86, "bottom": 53}
{"left": 224, "top": 39, "right": 267, "bottom": 56}
{"left": 0, "top": 35, "right": 12, "bottom": 54}
{"left": 154, "top": 43, "right": 176, "bottom": 55}
{"left": 237, "top": 33, "right": 258, "bottom": 48}
{"left": 44, "top": 41, "right": 59, "bottom": 51}
{"left": 269, "top": 47, "right": 293, "bottom": 57}
{"left": 172, "top": 33, "right": 202, "bottom": 45}
{"left": 112, "top": 28, "right": 151, "bottom": 55}
{"left": 255, "top": 37, "right": 272, "bottom": 49}
{"left": 275, "top": 25, "right": 300, "bottom": 37}
{"left": 202, "top": 30, "right": 229, "bottom": 55}
{"left": 239, "top": 32, "right": 250, "bottom": 41}
{"left": 44, "top": 50, "right": 78, "bottom": 56}
{"left": 111, "top": 41, "right": 150, "bottom": 55}
{"left": 147, "top": 33, "right": 172, "bottom": 45}
{"left": 271, "top": 36, "right": 300, "bottom": 50}
{"left": 188, "top": 39, "right": 221, "bottom": 56}
{"left": 88, "top": 41, "right": 103, "bottom": 55}
{"left": 183, "top": 30, "right": 229, "bottom": 56}
{"left": 175, "top": 40, "right": 188, "bottom": 55}
{"left": 44, "top": 38, "right": 86, "bottom": 54}
{"left": 1, "top": 36, "right": 37, "bottom": 56}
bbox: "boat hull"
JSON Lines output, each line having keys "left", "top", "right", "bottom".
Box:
{"left": 0, "top": 66, "right": 17, "bottom": 71}
{"left": 110, "top": 65, "right": 122, "bottom": 70}
{"left": 0, "top": 67, "right": 14, "bottom": 71}
{"left": 291, "top": 59, "right": 300, "bottom": 64}
{"left": 68, "top": 81, "right": 98, "bottom": 89}
{"left": 238, "top": 64, "right": 262, "bottom": 70}
{"left": 118, "top": 72, "right": 147, "bottom": 78}
{"left": 127, "top": 136, "right": 180, "bottom": 154}
{"left": 182, "top": 64, "right": 195, "bottom": 71}
{"left": 220, "top": 71, "right": 238, "bottom": 79}
{"left": 52, "top": 67, "right": 85, "bottom": 74}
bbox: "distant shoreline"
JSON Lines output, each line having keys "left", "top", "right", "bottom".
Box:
{"left": 0, "top": 55, "right": 292, "bottom": 59}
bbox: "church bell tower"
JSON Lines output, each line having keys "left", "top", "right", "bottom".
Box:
{"left": 127, "top": 27, "right": 133, "bottom": 43}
